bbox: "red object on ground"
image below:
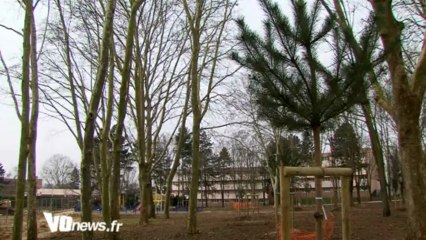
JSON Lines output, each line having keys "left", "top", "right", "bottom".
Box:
{"left": 277, "top": 214, "right": 335, "bottom": 240}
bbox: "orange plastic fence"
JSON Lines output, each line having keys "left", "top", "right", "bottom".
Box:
{"left": 277, "top": 214, "right": 335, "bottom": 240}
{"left": 232, "top": 201, "right": 256, "bottom": 209}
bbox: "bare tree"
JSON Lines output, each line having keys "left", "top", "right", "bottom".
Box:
{"left": 27, "top": 3, "right": 41, "bottom": 238}
{"left": 41, "top": 154, "right": 76, "bottom": 188}
{"left": 79, "top": 0, "right": 117, "bottom": 239}
{"left": 127, "top": 0, "right": 190, "bottom": 223}
{"left": 109, "top": 1, "right": 143, "bottom": 236}
{"left": 320, "top": 0, "right": 392, "bottom": 217}
{"left": 12, "top": 0, "right": 33, "bottom": 239}
{"left": 181, "top": 0, "right": 236, "bottom": 234}
{"left": 324, "top": 0, "right": 426, "bottom": 236}
{"left": 372, "top": 0, "right": 426, "bottom": 237}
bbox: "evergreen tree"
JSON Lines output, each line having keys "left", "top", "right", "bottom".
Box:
{"left": 301, "top": 130, "right": 314, "bottom": 164}
{"left": 199, "top": 131, "right": 214, "bottom": 207}
{"left": 175, "top": 127, "right": 192, "bottom": 196}
{"left": 216, "top": 147, "right": 232, "bottom": 207}
{"left": 330, "top": 122, "right": 362, "bottom": 204}
{"left": 176, "top": 127, "right": 192, "bottom": 170}
{"left": 151, "top": 141, "right": 171, "bottom": 194}
{"left": 0, "top": 162, "right": 5, "bottom": 181}
{"left": 0, "top": 162, "right": 5, "bottom": 192}
{"left": 266, "top": 134, "right": 306, "bottom": 170}
{"left": 68, "top": 167, "right": 80, "bottom": 189}
{"left": 232, "top": 0, "right": 362, "bottom": 237}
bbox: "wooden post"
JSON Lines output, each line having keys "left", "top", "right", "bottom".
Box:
{"left": 290, "top": 192, "right": 294, "bottom": 233}
{"left": 280, "top": 167, "right": 291, "bottom": 240}
{"left": 341, "top": 176, "right": 351, "bottom": 240}
{"left": 280, "top": 167, "right": 352, "bottom": 240}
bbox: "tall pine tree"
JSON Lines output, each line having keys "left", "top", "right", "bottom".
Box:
{"left": 232, "top": 0, "right": 362, "bottom": 237}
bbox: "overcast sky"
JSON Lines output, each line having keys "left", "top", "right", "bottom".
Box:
{"left": 0, "top": 0, "right": 276, "bottom": 175}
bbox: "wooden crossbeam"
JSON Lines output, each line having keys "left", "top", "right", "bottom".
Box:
{"left": 283, "top": 167, "right": 353, "bottom": 177}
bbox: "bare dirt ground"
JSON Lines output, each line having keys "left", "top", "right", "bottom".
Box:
{"left": 0, "top": 210, "right": 53, "bottom": 240}
{"left": 2, "top": 202, "right": 407, "bottom": 240}
{"left": 44, "top": 202, "right": 407, "bottom": 240}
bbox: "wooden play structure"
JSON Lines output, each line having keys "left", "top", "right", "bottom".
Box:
{"left": 153, "top": 194, "right": 166, "bottom": 213}
{"left": 279, "top": 167, "right": 352, "bottom": 240}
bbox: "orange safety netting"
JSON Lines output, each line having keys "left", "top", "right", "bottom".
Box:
{"left": 277, "top": 214, "right": 335, "bottom": 240}
{"left": 232, "top": 201, "right": 256, "bottom": 209}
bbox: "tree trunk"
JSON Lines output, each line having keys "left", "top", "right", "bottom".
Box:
{"left": 204, "top": 179, "right": 209, "bottom": 208}
{"left": 110, "top": 3, "right": 141, "bottom": 238}
{"left": 80, "top": 0, "right": 117, "bottom": 239}
{"left": 221, "top": 183, "right": 225, "bottom": 208}
{"left": 184, "top": 0, "right": 203, "bottom": 234}
{"left": 397, "top": 103, "right": 426, "bottom": 239}
{"left": 27, "top": 7, "right": 39, "bottom": 240}
{"left": 349, "top": 174, "right": 354, "bottom": 206}
{"left": 187, "top": 117, "right": 201, "bottom": 234}
{"left": 367, "top": 1, "right": 426, "bottom": 237}
{"left": 139, "top": 166, "right": 150, "bottom": 224}
{"left": 323, "top": 0, "right": 393, "bottom": 216}
{"left": 148, "top": 180, "right": 156, "bottom": 218}
{"left": 164, "top": 87, "right": 189, "bottom": 218}
{"left": 100, "top": 46, "right": 115, "bottom": 228}
{"left": 273, "top": 176, "right": 279, "bottom": 230}
{"left": 12, "top": 0, "right": 32, "bottom": 238}
{"left": 332, "top": 178, "right": 338, "bottom": 208}
{"left": 361, "top": 102, "right": 391, "bottom": 216}
{"left": 312, "top": 125, "right": 323, "bottom": 240}
{"left": 355, "top": 173, "right": 361, "bottom": 204}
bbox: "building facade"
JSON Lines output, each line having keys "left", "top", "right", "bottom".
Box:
{"left": 170, "top": 148, "right": 381, "bottom": 206}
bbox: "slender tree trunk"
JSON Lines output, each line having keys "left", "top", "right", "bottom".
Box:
{"left": 355, "top": 173, "right": 361, "bottom": 204}
{"left": 80, "top": 0, "right": 117, "bottom": 239}
{"left": 136, "top": 62, "right": 149, "bottom": 224}
{"left": 100, "top": 46, "right": 115, "bottom": 227}
{"left": 135, "top": 63, "right": 148, "bottom": 225}
{"left": 183, "top": 0, "right": 231, "bottom": 233}
{"left": 182, "top": 0, "right": 203, "bottom": 234}
{"left": 187, "top": 117, "right": 201, "bottom": 234}
{"left": 274, "top": 131, "right": 280, "bottom": 228}
{"left": 27, "top": 7, "right": 39, "bottom": 240}
{"left": 221, "top": 182, "right": 225, "bottom": 208}
{"left": 273, "top": 174, "right": 279, "bottom": 230}
{"left": 312, "top": 125, "right": 323, "bottom": 240}
{"left": 164, "top": 83, "right": 190, "bottom": 218}
{"left": 164, "top": 157, "right": 180, "bottom": 218}
{"left": 148, "top": 180, "right": 156, "bottom": 218}
{"left": 322, "top": 0, "right": 392, "bottom": 216}
{"left": 139, "top": 167, "right": 149, "bottom": 224}
{"left": 188, "top": 54, "right": 202, "bottom": 232}
{"left": 332, "top": 178, "right": 338, "bottom": 208}
{"left": 12, "top": 1, "right": 32, "bottom": 238}
{"left": 361, "top": 103, "right": 391, "bottom": 216}
{"left": 110, "top": 3, "right": 141, "bottom": 238}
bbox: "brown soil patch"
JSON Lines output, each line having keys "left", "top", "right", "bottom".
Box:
{"left": 8, "top": 202, "right": 408, "bottom": 240}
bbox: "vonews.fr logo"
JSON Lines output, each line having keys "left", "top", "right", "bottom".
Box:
{"left": 43, "top": 212, "right": 123, "bottom": 232}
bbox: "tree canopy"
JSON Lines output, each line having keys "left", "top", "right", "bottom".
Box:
{"left": 232, "top": 0, "right": 362, "bottom": 130}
